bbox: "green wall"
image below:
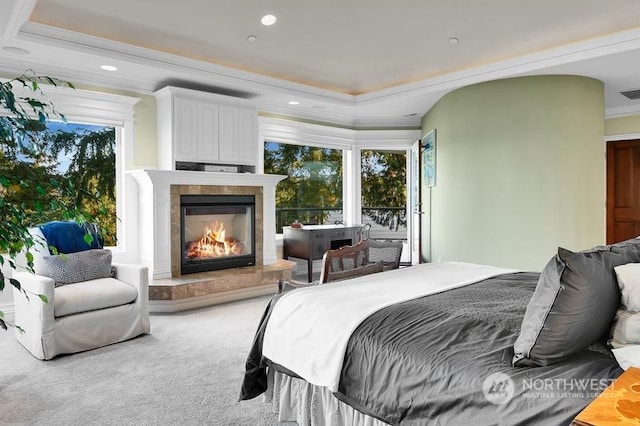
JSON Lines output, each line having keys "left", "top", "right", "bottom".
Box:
{"left": 606, "top": 114, "right": 640, "bottom": 136}
{"left": 421, "top": 75, "right": 605, "bottom": 271}
{"left": 130, "top": 93, "right": 157, "bottom": 168}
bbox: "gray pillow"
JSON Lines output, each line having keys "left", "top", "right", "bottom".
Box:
{"left": 610, "top": 237, "right": 640, "bottom": 261}
{"left": 35, "top": 249, "right": 113, "bottom": 287}
{"left": 513, "top": 246, "right": 625, "bottom": 367}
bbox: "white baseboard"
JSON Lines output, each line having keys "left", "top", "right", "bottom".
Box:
{"left": 148, "top": 283, "right": 278, "bottom": 313}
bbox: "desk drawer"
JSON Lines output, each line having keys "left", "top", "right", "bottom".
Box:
{"left": 330, "top": 229, "right": 349, "bottom": 239}
{"left": 311, "top": 241, "right": 328, "bottom": 260}
{"left": 312, "top": 232, "right": 326, "bottom": 241}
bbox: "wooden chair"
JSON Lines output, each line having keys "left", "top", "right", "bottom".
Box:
{"left": 359, "top": 223, "right": 372, "bottom": 242}
{"left": 278, "top": 239, "right": 403, "bottom": 293}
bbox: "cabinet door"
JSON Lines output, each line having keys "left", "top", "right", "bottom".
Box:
{"left": 198, "top": 102, "right": 220, "bottom": 162}
{"left": 173, "top": 97, "right": 199, "bottom": 162}
{"left": 218, "top": 105, "right": 239, "bottom": 162}
{"left": 236, "top": 106, "right": 258, "bottom": 166}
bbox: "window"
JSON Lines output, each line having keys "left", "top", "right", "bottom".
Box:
{"left": 0, "top": 81, "right": 137, "bottom": 252}
{"left": 264, "top": 140, "right": 343, "bottom": 233}
{"left": 2, "top": 119, "right": 117, "bottom": 245}
{"left": 360, "top": 149, "right": 407, "bottom": 241}
{"left": 45, "top": 121, "right": 117, "bottom": 245}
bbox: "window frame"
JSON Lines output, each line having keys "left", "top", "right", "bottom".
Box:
{"left": 264, "top": 139, "right": 346, "bottom": 230}
{"left": 259, "top": 116, "right": 420, "bottom": 234}
{"left": 5, "top": 81, "right": 139, "bottom": 256}
{"left": 359, "top": 147, "right": 410, "bottom": 241}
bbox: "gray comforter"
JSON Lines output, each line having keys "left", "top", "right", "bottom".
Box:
{"left": 240, "top": 272, "right": 623, "bottom": 425}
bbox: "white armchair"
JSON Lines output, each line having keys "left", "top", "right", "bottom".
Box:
{"left": 11, "top": 224, "right": 150, "bottom": 360}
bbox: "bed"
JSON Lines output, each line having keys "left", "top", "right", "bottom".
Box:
{"left": 240, "top": 240, "right": 640, "bottom": 425}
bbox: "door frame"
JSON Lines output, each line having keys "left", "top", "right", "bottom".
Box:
{"left": 605, "top": 133, "right": 640, "bottom": 244}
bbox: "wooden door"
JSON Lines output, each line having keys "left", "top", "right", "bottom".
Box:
{"left": 607, "top": 139, "right": 640, "bottom": 243}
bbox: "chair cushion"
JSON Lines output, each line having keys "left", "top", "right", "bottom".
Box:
{"left": 54, "top": 278, "right": 138, "bottom": 318}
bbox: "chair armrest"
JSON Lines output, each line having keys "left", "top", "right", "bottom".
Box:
{"left": 111, "top": 263, "right": 148, "bottom": 290}
{"left": 12, "top": 270, "right": 55, "bottom": 301}
{"left": 11, "top": 271, "right": 56, "bottom": 332}
{"left": 111, "top": 263, "right": 149, "bottom": 309}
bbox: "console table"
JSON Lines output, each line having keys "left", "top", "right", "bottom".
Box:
{"left": 283, "top": 224, "right": 363, "bottom": 282}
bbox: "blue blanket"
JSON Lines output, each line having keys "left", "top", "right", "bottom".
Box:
{"left": 39, "top": 221, "right": 103, "bottom": 254}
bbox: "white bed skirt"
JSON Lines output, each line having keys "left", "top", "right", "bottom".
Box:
{"left": 265, "top": 369, "right": 390, "bottom": 426}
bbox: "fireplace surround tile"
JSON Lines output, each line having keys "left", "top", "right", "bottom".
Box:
{"left": 171, "top": 184, "right": 264, "bottom": 277}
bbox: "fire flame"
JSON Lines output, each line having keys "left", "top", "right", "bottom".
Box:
{"left": 198, "top": 222, "right": 229, "bottom": 256}
{"left": 186, "top": 221, "right": 246, "bottom": 259}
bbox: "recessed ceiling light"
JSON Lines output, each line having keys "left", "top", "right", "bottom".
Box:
{"left": 449, "top": 37, "right": 460, "bottom": 44}
{"left": 288, "top": 100, "right": 300, "bottom": 105}
{"left": 261, "top": 14, "right": 277, "bottom": 26}
{"left": 403, "top": 113, "right": 418, "bottom": 117}
{"left": 100, "top": 65, "right": 118, "bottom": 71}
{"left": 2, "top": 46, "right": 30, "bottom": 55}
{"left": 247, "top": 35, "right": 257, "bottom": 42}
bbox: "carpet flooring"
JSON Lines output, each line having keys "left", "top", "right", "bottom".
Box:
{"left": 0, "top": 296, "right": 282, "bottom": 426}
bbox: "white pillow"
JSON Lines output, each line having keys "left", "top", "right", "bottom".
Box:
{"left": 614, "top": 263, "right": 640, "bottom": 311}
{"left": 610, "top": 309, "right": 640, "bottom": 348}
{"left": 612, "top": 345, "right": 640, "bottom": 370}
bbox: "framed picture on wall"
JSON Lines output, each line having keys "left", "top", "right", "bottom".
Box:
{"left": 422, "top": 129, "right": 436, "bottom": 187}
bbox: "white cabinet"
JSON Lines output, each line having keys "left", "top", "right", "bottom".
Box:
{"left": 197, "top": 101, "right": 220, "bottom": 161}
{"left": 218, "top": 105, "right": 258, "bottom": 165}
{"left": 155, "top": 86, "right": 258, "bottom": 170}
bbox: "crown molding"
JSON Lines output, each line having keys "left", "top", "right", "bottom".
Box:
{"left": 259, "top": 116, "right": 420, "bottom": 150}
{"left": 256, "top": 101, "right": 422, "bottom": 129}
{"left": 605, "top": 104, "right": 640, "bottom": 119}
{"left": 2, "top": 77, "right": 140, "bottom": 124}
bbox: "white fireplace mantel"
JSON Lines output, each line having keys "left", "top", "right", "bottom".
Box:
{"left": 129, "top": 169, "right": 286, "bottom": 280}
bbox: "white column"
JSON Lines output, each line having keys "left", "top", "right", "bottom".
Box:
{"left": 262, "top": 183, "right": 278, "bottom": 264}
{"left": 343, "top": 147, "right": 362, "bottom": 225}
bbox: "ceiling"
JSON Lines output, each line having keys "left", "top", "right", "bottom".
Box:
{"left": 1, "top": 0, "right": 640, "bottom": 128}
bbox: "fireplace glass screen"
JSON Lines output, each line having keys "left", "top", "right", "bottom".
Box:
{"left": 180, "top": 194, "right": 255, "bottom": 274}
